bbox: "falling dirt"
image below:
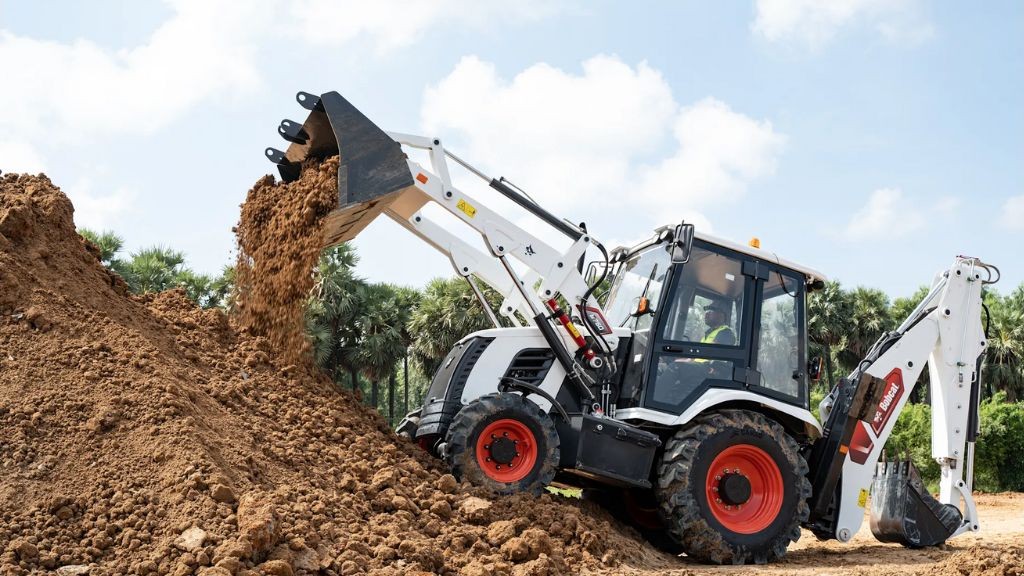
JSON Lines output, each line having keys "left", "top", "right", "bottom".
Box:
{"left": 1, "top": 168, "right": 1021, "bottom": 576}
{"left": 233, "top": 158, "right": 339, "bottom": 372}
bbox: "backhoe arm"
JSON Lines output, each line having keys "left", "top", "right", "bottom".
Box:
{"left": 808, "top": 256, "right": 995, "bottom": 546}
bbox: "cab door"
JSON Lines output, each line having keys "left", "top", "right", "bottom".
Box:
{"left": 639, "top": 241, "right": 809, "bottom": 414}
{"left": 641, "top": 241, "right": 758, "bottom": 413}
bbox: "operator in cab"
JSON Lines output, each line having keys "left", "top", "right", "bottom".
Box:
{"left": 701, "top": 302, "right": 735, "bottom": 346}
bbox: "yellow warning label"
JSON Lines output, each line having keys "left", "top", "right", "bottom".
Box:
{"left": 566, "top": 323, "right": 582, "bottom": 339}
{"left": 456, "top": 199, "right": 477, "bottom": 218}
{"left": 858, "top": 488, "right": 869, "bottom": 508}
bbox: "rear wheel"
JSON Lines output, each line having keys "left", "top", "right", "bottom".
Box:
{"left": 656, "top": 409, "right": 811, "bottom": 564}
{"left": 444, "top": 393, "right": 559, "bottom": 495}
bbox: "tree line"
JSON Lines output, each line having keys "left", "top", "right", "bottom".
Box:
{"left": 80, "top": 229, "right": 1024, "bottom": 428}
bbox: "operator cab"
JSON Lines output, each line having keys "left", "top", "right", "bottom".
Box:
{"left": 605, "top": 228, "right": 825, "bottom": 416}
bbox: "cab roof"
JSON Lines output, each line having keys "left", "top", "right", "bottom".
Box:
{"left": 613, "top": 227, "right": 828, "bottom": 285}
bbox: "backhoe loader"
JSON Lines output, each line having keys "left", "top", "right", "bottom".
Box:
{"left": 264, "top": 91, "right": 999, "bottom": 564}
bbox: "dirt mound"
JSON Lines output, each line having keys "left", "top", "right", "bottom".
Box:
{"left": 0, "top": 171, "right": 673, "bottom": 576}
{"left": 931, "top": 544, "right": 1024, "bottom": 576}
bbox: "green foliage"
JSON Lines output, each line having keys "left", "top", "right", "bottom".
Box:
{"left": 975, "top": 393, "right": 1024, "bottom": 491}
{"left": 984, "top": 287, "right": 1024, "bottom": 401}
{"left": 886, "top": 393, "right": 1024, "bottom": 492}
{"left": 885, "top": 402, "right": 940, "bottom": 487}
{"left": 408, "top": 277, "right": 497, "bottom": 376}
{"left": 78, "top": 228, "right": 234, "bottom": 309}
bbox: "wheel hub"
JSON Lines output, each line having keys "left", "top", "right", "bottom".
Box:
{"left": 718, "top": 472, "right": 752, "bottom": 505}
{"left": 488, "top": 436, "right": 518, "bottom": 464}
{"left": 474, "top": 418, "right": 538, "bottom": 483}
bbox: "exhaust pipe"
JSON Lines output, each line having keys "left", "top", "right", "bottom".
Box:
{"left": 264, "top": 91, "right": 424, "bottom": 246}
{"left": 869, "top": 459, "right": 962, "bottom": 547}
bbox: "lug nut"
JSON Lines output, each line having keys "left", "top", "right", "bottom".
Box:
{"left": 486, "top": 457, "right": 492, "bottom": 462}
{"left": 715, "top": 498, "right": 722, "bottom": 503}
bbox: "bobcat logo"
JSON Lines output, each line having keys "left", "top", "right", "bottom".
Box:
{"left": 525, "top": 245, "right": 536, "bottom": 256}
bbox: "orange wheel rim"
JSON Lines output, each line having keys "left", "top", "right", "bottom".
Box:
{"left": 475, "top": 419, "right": 538, "bottom": 483}
{"left": 705, "top": 444, "right": 784, "bottom": 534}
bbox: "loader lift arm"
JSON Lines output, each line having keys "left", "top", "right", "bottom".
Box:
{"left": 806, "top": 256, "right": 999, "bottom": 546}
{"left": 266, "top": 90, "right": 620, "bottom": 404}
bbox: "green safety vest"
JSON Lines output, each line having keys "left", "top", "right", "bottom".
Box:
{"left": 701, "top": 325, "right": 732, "bottom": 344}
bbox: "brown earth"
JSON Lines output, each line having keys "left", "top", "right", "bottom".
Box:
{"left": 600, "top": 493, "right": 1023, "bottom": 575}
{"left": 1, "top": 167, "right": 1021, "bottom": 576}
{"left": 0, "top": 170, "right": 672, "bottom": 576}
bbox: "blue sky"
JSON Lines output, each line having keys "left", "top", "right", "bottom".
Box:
{"left": 1, "top": 0, "right": 1020, "bottom": 299}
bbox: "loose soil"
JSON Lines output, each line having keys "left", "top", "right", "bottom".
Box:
{"left": 1, "top": 168, "right": 1021, "bottom": 576}
{"left": 0, "top": 171, "right": 671, "bottom": 576}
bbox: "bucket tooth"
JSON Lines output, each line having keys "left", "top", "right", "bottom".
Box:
{"left": 869, "top": 459, "right": 962, "bottom": 548}
{"left": 296, "top": 91, "right": 320, "bottom": 111}
{"left": 278, "top": 119, "right": 309, "bottom": 145}
{"left": 264, "top": 147, "right": 300, "bottom": 182}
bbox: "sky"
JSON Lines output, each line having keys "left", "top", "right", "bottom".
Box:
{"left": 0, "top": 0, "right": 1021, "bottom": 299}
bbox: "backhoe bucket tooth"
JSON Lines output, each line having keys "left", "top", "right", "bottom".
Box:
{"left": 265, "top": 90, "right": 423, "bottom": 246}
{"left": 869, "top": 460, "right": 962, "bottom": 548}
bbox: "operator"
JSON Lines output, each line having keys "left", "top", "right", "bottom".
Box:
{"left": 701, "top": 302, "right": 735, "bottom": 346}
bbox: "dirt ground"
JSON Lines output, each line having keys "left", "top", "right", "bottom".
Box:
{"left": 600, "top": 493, "right": 1024, "bottom": 576}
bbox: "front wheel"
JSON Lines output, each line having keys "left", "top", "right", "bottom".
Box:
{"left": 444, "top": 393, "right": 559, "bottom": 495}
{"left": 656, "top": 409, "right": 811, "bottom": 564}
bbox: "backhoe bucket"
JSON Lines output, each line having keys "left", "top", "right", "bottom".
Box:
{"left": 264, "top": 91, "right": 424, "bottom": 246}
{"left": 869, "top": 460, "right": 962, "bottom": 547}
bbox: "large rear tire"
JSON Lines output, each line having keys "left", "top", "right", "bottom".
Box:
{"left": 444, "top": 393, "right": 559, "bottom": 495}
{"left": 656, "top": 409, "right": 811, "bottom": 564}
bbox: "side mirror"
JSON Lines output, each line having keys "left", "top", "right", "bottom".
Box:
{"left": 808, "top": 356, "right": 824, "bottom": 382}
{"left": 670, "top": 221, "right": 695, "bottom": 264}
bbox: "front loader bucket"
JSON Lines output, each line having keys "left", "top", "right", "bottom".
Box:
{"left": 869, "top": 460, "right": 962, "bottom": 547}
{"left": 265, "top": 91, "right": 424, "bottom": 246}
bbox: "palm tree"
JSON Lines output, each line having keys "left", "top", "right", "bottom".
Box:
{"left": 985, "top": 287, "right": 1024, "bottom": 401}
{"left": 408, "top": 277, "right": 497, "bottom": 377}
{"left": 79, "top": 229, "right": 132, "bottom": 280}
{"left": 306, "top": 244, "right": 365, "bottom": 389}
{"left": 840, "top": 287, "right": 892, "bottom": 371}
{"left": 807, "top": 280, "right": 853, "bottom": 387}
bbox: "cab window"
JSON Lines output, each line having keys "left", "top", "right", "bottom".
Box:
{"left": 660, "top": 246, "right": 745, "bottom": 346}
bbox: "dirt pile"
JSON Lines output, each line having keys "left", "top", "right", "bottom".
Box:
{"left": 0, "top": 171, "right": 673, "bottom": 576}
{"left": 931, "top": 544, "right": 1024, "bottom": 576}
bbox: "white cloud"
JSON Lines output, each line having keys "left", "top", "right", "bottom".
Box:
{"left": 0, "top": 0, "right": 551, "bottom": 173}
{"left": 636, "top": 98, "right": 786, "bottom": 214}
{"left": 0, "top": 1, "right": 271, "bottom": 145}
{"left": 421, "top": 56, "right": 784, "bottom": 246}
{"left": 64, "top": 176, "right": 137, "bottom": 232}
{"left": 288, "top": 0, "right": 556, "bottom": 52}
{"left": 751, "top": 0, "right": 934, "bottom": 48}
{"left": 999, "top": 195, "right": 1024, "bottom": 232}
{"left": 843, "top": 187, "right": 924, "bottom": 241}
{"left": 0, "top": 142, "right": 47, "bottom": 174}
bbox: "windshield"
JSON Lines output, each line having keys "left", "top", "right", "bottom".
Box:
{"left": 604, "top": 246, "right": 672, "bottom": 330}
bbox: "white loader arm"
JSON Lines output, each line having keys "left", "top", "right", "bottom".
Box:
{"left": 825, "top": 256, "right": 994, "bottom": 543}
{"left": 388, "top": 208, "right": 540, "bottom": 326}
